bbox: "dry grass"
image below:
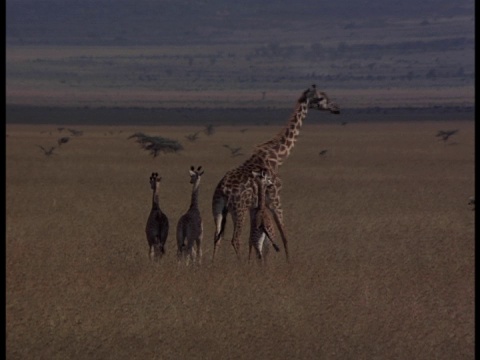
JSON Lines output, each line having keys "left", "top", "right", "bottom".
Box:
{"left": 6, "top": 120, "right": 474, "bottom": 359}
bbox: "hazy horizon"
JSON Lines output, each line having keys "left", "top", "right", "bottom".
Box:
{"left": 6, "top": 0, "right": 475, "bottom": 110}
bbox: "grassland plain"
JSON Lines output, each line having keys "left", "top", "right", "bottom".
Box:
{"left": 6, "top": 120, "right": 474, "bottom": 359}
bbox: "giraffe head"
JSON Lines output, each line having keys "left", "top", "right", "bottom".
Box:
{"left": 304, "top": 84, "right": 340, "bottom": 114}
{"left": 149, "top": 172, "right": 162, "bottom": 190}
{"left": 189, "top": 165, "right": 205, "bottom": 184}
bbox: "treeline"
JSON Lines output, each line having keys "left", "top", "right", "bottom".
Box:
{"left": 251, "top": 37, "right": 474, "bottom": 61}
{"left": 6, "top": 105, "right": 475, "bottom": 126}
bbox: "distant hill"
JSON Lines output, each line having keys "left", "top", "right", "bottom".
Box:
{"left": 5, "top": 105, "right": 475, "bottom": 126}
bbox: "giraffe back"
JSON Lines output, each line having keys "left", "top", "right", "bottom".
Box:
{"left": 146, "top": 172, "right": 169, "bottom": 259}
{"left": 146, "top": 209, "right": 169, "bottom": 246}
{"left": 214, "top": 155, "right": 281, "bottom": 212}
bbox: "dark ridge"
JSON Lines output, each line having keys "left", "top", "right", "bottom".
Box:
{"left": 6, "top": 105, "right": 475, "bottom": 126}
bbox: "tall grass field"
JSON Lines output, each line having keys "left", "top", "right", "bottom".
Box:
{"left": 6, "top": 119, "right": 474, "bottom": 359}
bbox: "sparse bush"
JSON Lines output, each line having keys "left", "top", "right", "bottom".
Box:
{"left": 128, "top": 132, "right": 184, "bottom": 157}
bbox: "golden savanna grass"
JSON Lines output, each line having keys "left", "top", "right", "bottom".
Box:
{"left": 6, "top": 120, "right": 474, "bottom": 359}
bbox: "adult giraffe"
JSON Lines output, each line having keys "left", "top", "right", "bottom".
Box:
{"left": 211, "top": 84, "right": 340, "bottom": 262}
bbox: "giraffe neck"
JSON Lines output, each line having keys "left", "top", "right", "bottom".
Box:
{"left": 152, "top": 189, "right": 160, "bottom": 209}
{"left": 255, "top": 98, "right": 309, "bottom": 170}
{"left": 189, "top": 181, "right": 200, "bottom": 209}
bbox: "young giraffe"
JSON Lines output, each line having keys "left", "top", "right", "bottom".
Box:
{"left": 249, "top": 169, "right": 281, "bottom": 263}
{"left": 211, "top": 84, "right": 340, "bottom": 262}
{"left": 146, "top": 172, "right": 169, "bottom": 261}
{"left": 176, "top": 166, "right": 205, "bottom": 265}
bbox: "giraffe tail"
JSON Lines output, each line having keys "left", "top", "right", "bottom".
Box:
{"left": 213, "top": 207, "right": 228, "bottom": 246}
{"left": 212, "top": 206, "right": 228, "bottom": 262}
{"left": 271, "top": 212, "right": 289, "bottom": 261}
{"left": 265, "top": 232, "right": 280, "bottom": 252}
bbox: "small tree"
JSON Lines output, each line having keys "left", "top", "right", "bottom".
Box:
{"left": 128, "top": 132, "right": 184, "bottom": 157}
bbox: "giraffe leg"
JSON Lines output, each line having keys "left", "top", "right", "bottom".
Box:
{"left": 266, "top": 183, "right": 289, "bottom": 262}
{"left": 153, "top": 243, "right": 163, "bottom": 261}
{"left": 177, "top": 240, "right": 185, "bottom": 264}
{"left": 248, "top": 241, "right": 253, "bottom": 263}
{"left": 149, "top": 245, "right": 155, "bottom": 261}
{"left": 255, "top": 232, "right": 266, "bottom": 261}
{"left": 264, "top": 226, "right": 280, "bottom": 252}
{"left": 262, "top": 240, "right": 269, "bottom": 264}
{"left": 269, "top": 206, "right": 289, "bottom": 263}
{"left": 267, "top": 236, "right": 280, "bottom": 252}
{"left": 189, "top": 245, "right": 196, "bottom": 266}
{"left": 230, "top": 209, "right": 247, "bottom": 259}
{"left": 196, "top": 238, "right": 202, "bottom": 266}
